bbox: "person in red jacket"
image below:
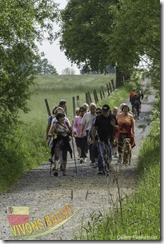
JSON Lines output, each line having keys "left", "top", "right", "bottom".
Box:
{"left": 129, "top": 89, "right": 136, "bottom": 104}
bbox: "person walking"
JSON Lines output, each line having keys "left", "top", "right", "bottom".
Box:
{"left": 80, "top": 103, "right": 97, "bottom": 165}
{"left": 112, "top": 107, "right": 119, "bottom": 158}
{"left": 116, "top": 104, "right": 135, "bottom": 163}
{"left": 72, "top": 107, "right": 87, "bottom": 163}
{"left": 88, "top": 107, "right": 102, "bottom": 168}
{"left": 92, "top": 104, "right": 118, "bottom": 175}
{"left": 46, "top": 106, "right": 57, "bottom": 143}
{"left": 49, "top": 113, "right": 72, "bottom": 176}
{"left": 58, "top": 99, "right": 67, "bottom": 113}
{"left": 131, "top": 92, "right": 141, "bottom": 119}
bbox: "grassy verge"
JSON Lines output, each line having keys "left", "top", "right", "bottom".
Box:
{"left": 0, "top": 120, "right": 49, "bottom": 193}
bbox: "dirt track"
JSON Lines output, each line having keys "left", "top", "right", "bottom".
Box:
{"left": 0, "top": 78, "right": 156, "bottom": 240}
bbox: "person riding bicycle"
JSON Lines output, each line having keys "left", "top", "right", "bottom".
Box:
{"left": 92, "top": 104, "right": 118, "bottom": 175}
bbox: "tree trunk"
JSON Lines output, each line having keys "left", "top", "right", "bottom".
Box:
{"left": 116, "top": 66, "right": 124, "bottom": 87}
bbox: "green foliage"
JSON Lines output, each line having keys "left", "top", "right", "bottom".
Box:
{"left": 34, "top": 57, "right": 58, "bottom": 75}
{"left": 0, "top": 0, "right": 59, "bottom": 126}
{"left": 0, "top": 120, "right": 49, "bottom": 193}
{"left": 60, "top": 0, "right": 160, "bottom": 80}
{"left": 110, "top": 0, "right": 160, "bottom": 78}
{"left": 60, "top": 0, "right": 117, "bottom": 72}
{"left": 0, "top": 0, "right": 59, "bottom": 191}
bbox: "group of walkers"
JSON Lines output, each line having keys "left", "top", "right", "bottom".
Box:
{"left": 46, "top": 93, "right": 142, "bottom": 176}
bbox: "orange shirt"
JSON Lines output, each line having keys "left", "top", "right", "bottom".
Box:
{"left": 116, "top": 112, "right": 134, "bottom": 132}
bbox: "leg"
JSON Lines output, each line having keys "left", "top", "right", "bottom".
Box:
{"left": 61, "top": 149, "right": 67, "bottom": 176}
{"left": 104, "top": 140, "right": 112, "bottom": 175}
{"left": 118, "top": 133, "right": 128, "bottom": 164}
{"left": 98, "top": 141, "right": 105, "bottom": 174}
{"left": 53, "top": 144, "right": 61, "bottom": 176}
{"left": 79, "top": 137, "right": 85, "bottom": 163}
{"left": 75, "top": 137, "right": 81, "bottom": 158}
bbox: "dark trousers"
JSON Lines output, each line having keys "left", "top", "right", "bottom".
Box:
{"left": 132, "top": 104, "right": 140, "bottom": 117}
{"left": 75, "top": 136, "right": 87, "bottom": 158}
{"left": 86, "top": 130, "right": 96, "bottom": 163}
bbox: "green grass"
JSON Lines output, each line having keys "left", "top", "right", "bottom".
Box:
{"left": 21, "top": 74, "right": 116, "bottom": 122}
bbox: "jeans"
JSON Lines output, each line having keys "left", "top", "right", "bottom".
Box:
{"left": 98, "top": 140, "right": 112, "bottom": 171}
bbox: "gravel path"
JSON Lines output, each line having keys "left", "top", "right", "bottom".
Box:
{"left": 0, "top": 78, "right": 156, "bottom": 240}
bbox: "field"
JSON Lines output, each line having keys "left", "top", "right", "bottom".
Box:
{"left": 20, "top": 74, "right": 116, "bottom": 123}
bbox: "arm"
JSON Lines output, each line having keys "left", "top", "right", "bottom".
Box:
{"left": 92, "top": 126, "right": 97, "bottom": 142}
{"left": 110, "top": 119, "right": 119, "bottom": 130}
{"left": 49, "top": 122, "right": 57, "bottom": 136}
{"left": 72, "top": 116, "right": 78, "bottom": 134}
{"left": 131, "top": 117, "right": 135, "bottom": 134}
{"left": 46, "top": 120, "right": 51, "bottom": 140}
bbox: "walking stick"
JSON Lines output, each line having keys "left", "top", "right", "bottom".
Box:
{"left": 71, "top": 135, "right": 77, "bottom": 174}
{"left": 44, "top": 98, "right": 51, "bottom": 116}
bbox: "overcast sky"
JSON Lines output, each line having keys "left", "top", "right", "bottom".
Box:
{"left": 38, "top": 0, "right": 80, "bottom": 75}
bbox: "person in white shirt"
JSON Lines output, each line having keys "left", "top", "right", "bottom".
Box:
{"left": 80, "top": 103, "right": 97, "bottom": 165}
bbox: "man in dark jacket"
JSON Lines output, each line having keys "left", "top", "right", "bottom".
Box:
{"left": 92, "top": 104, "right": 118, "bottom": 175}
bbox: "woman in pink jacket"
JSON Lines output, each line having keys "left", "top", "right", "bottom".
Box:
{"left": 73, "top": 107, "right": 87, "bottom": 163}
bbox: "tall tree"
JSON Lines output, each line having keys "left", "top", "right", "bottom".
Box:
{"left": 60, "top": 0, "right": 117, "bottom": 72}
{"left": 109, "top": 0, "right": 160, "bottom": 80}
{"left": 0, "top": 0, "right": 59, "bottom": 142}
{"left": 34, "top": 57, "right": 58, "bottom": 75}
{"left": 60, "top": 0, "right": 160, "bottom": 85}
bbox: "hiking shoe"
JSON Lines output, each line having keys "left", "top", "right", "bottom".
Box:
{"left": 80, "top": 158, "right": 84, "bottom": 164}
{"left": 114, "top": 152, "right": 118, "bottom": 158}
{"left": 84, "top": 157, "right": 87, "bottom": 163}
{"left": 49, "top": 158, "right": 53, "bottom": 163}
{"left": 90, "top": 162, "right": 95, "bottom": 167}
{"left": 91, "top": 163, "right": 98, "bottom": 168}
{"left": 63, "top": 172, "right": 67, "bottom": 176}
{"left": 98, "top": 171, "right": 104, "bottom": 175}
{"left": 54, "top": 171, "right": 58, "bottom": 177}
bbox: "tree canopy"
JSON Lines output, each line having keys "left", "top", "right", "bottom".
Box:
{"left": 0, "top": 0, "right": 59, "bottom": 142}
{"left": 60, "top": 0, "right": 160, "bottom": 82}
{"left": 34, "top": 55, "right": 58, "bottom": 75}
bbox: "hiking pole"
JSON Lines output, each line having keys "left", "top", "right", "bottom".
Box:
{"left": 71, "top": 135, "right": 77, "bottom": 174}
{"left": 44, "top": 98, "right": 51, "bottom": 116}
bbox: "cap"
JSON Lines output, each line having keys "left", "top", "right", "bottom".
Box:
{"left": 59, "top": 99, "right": 67, "bottom": 106}
{"left": 102, "top": 104, "right": 110, "bottom": 111}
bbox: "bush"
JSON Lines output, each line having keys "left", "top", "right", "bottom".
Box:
{"left": 0, "top": 120, "right": 49, "bottom": 193}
